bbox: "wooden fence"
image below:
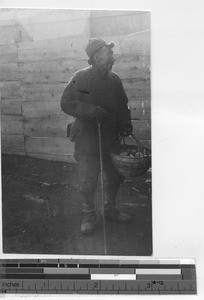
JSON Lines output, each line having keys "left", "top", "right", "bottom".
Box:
{"left": 0, "top": 9, "right": 151, "bottom": 162}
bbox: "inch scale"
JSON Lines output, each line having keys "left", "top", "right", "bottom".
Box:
{"left": 0, "top": 259, "right": 196, "bottom": 294}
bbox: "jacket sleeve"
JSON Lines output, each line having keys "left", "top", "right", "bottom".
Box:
{"left": 60, "top": 71, "right": 99, "bottom": 120}
{"left": 112, "top": 73, "right": 133, "bottom": 131}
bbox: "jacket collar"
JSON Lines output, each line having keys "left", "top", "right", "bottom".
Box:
{"left": 91, "top": 64, "right": 110, "bottom": 79}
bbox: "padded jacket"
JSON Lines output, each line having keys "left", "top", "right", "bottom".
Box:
{"left": 60, "top": 65, "right": 132, "bottom": 154}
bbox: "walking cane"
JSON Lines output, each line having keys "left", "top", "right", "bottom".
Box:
{"left": 98, "top": 122, "right": 107, "bottom": 255}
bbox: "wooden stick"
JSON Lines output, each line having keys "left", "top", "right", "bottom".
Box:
{"left": 98, "top": 122, "right": 107, "bottom": 255}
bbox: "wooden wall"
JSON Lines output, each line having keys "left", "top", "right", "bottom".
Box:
{"left": 0, "top": 9, "right": 150, "bottom": 162}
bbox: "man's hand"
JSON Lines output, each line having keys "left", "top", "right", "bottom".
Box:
{"left": 120, "top": 125, "right": 133, "bottom": 137}
{"left": 91, "top": 106, "right": 108, "bottom": 123}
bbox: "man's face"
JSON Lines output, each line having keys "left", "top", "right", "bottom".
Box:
{"left": 94, "top": 45, "right": 115, "bottom": 71}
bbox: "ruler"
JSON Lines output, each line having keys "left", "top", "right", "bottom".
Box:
{"left": 0, "top": 259, "right": 196, "bottom": 294}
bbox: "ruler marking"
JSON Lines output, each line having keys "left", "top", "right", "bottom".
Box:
{"left": 0, "top": 259, "right": 197, "bottom": 294}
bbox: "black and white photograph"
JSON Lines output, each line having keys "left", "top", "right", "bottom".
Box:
{"left": 0, "top": 8, "right": 152, "bottom": 255}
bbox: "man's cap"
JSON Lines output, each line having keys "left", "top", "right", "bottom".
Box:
{"left": 85, "top": 37, "right": 114, "bottom": 58}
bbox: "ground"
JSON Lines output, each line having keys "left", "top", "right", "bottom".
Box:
{"left": 2, "top": 154, "right": 152, "bottom": 256}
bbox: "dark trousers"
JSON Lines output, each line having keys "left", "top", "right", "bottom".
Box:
{"left": 75, "top": 151, "right": 124, "bottom": 213}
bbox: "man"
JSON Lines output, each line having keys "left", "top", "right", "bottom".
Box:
{"left": 61, "top": 37, "right": 133, "bottom": 235}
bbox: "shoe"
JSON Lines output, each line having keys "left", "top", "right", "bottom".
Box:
{"left": 104, "top": 209, "right": 132, "bottom": 223}
{"left": 81, "top": 212, "right": 97, "bottom": 235}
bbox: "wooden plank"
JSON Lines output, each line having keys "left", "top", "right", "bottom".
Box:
{"left": 0, "top": 81, "right": 22, "bottom": 99}
{"left": 25, "top": 136, "right": 74, "bottom": 155}
{"left": 23, "top": 110, "right": 151, "bottom": 138}
{"left": 0, "top": 62, "right": 19, "bottom": 81}
{"left": 1, "top": 134, "right": 25, "bottom": 154}
{"left": 18, "top": 37, "right": 87, "bottom": 62}
{"left": 21, "top": 79, "right": 150, "bottom": 103}
{"left": 23, "top": 119, "right": 151, "bottom": 141}
{"left": 17, "top": 36, "right": 150, "bottom": 63}
{"left": 117, "top": 54, "right": 150, "bottom": 65}
{"left": 119, "top": 30, "right": 150, "bottom": 56}
{"left": 21, "top": 101, "right": 71, "bottom": 119}
{"left": 113, "top": 55, "right": 150, "bottom": 79}
{"left": 0, "top": 44, "right": 18, "bottom": 64}
{"left": 1, "top": 99, "right": 22, "bottom": 115}
{"left": 23, "top": 118, "right": 70, "bottom": 138}
{"left": 21, "top": 79, "right": 150, "bottom": 104}
{"left": 19, "top": 59, "right": 87, "bottom": 83}
{"left": 18, "top": 37, "right": 88, "bottom": 62}
{"left": 17, "top": 32, "right": 150, "bottom": 63}
{"left": 28, "top": 152, "right": 76, "bottom": 163}
{"left": 18, "top": 56, "right": 149, "bottom": 84}
{"left": 129, "top": 99, "right": 151, "bottom": 120}
{"left": 22, "top": 111, "right": 151, "bottom": 138}
{"left": 1, "top": 115, "right": 23, "bottom": 135}
{"left": 114, "top": 67, "right": 150, "bottom": 81}
{"left": 22, "top": 101, "right": 61, "bottom": 118}
{"left": 22, "top": 99, "right": 150, "bottom": 136}
{"left": 132, "top": 120, "right": 151, "bottom": 140}
{"left": 123, "top": 78, "right": 151, "bottom": 100}
{"left": 22, "top": 82, "right": 67, "bottom": 102}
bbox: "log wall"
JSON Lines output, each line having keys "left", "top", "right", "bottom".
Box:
{"left": 0, "top": 9, "right": 151, "bottom": 162}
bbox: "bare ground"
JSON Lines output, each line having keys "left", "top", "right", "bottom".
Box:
{"left": 1, "top": 154, "right": 152, "bottom": 256}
